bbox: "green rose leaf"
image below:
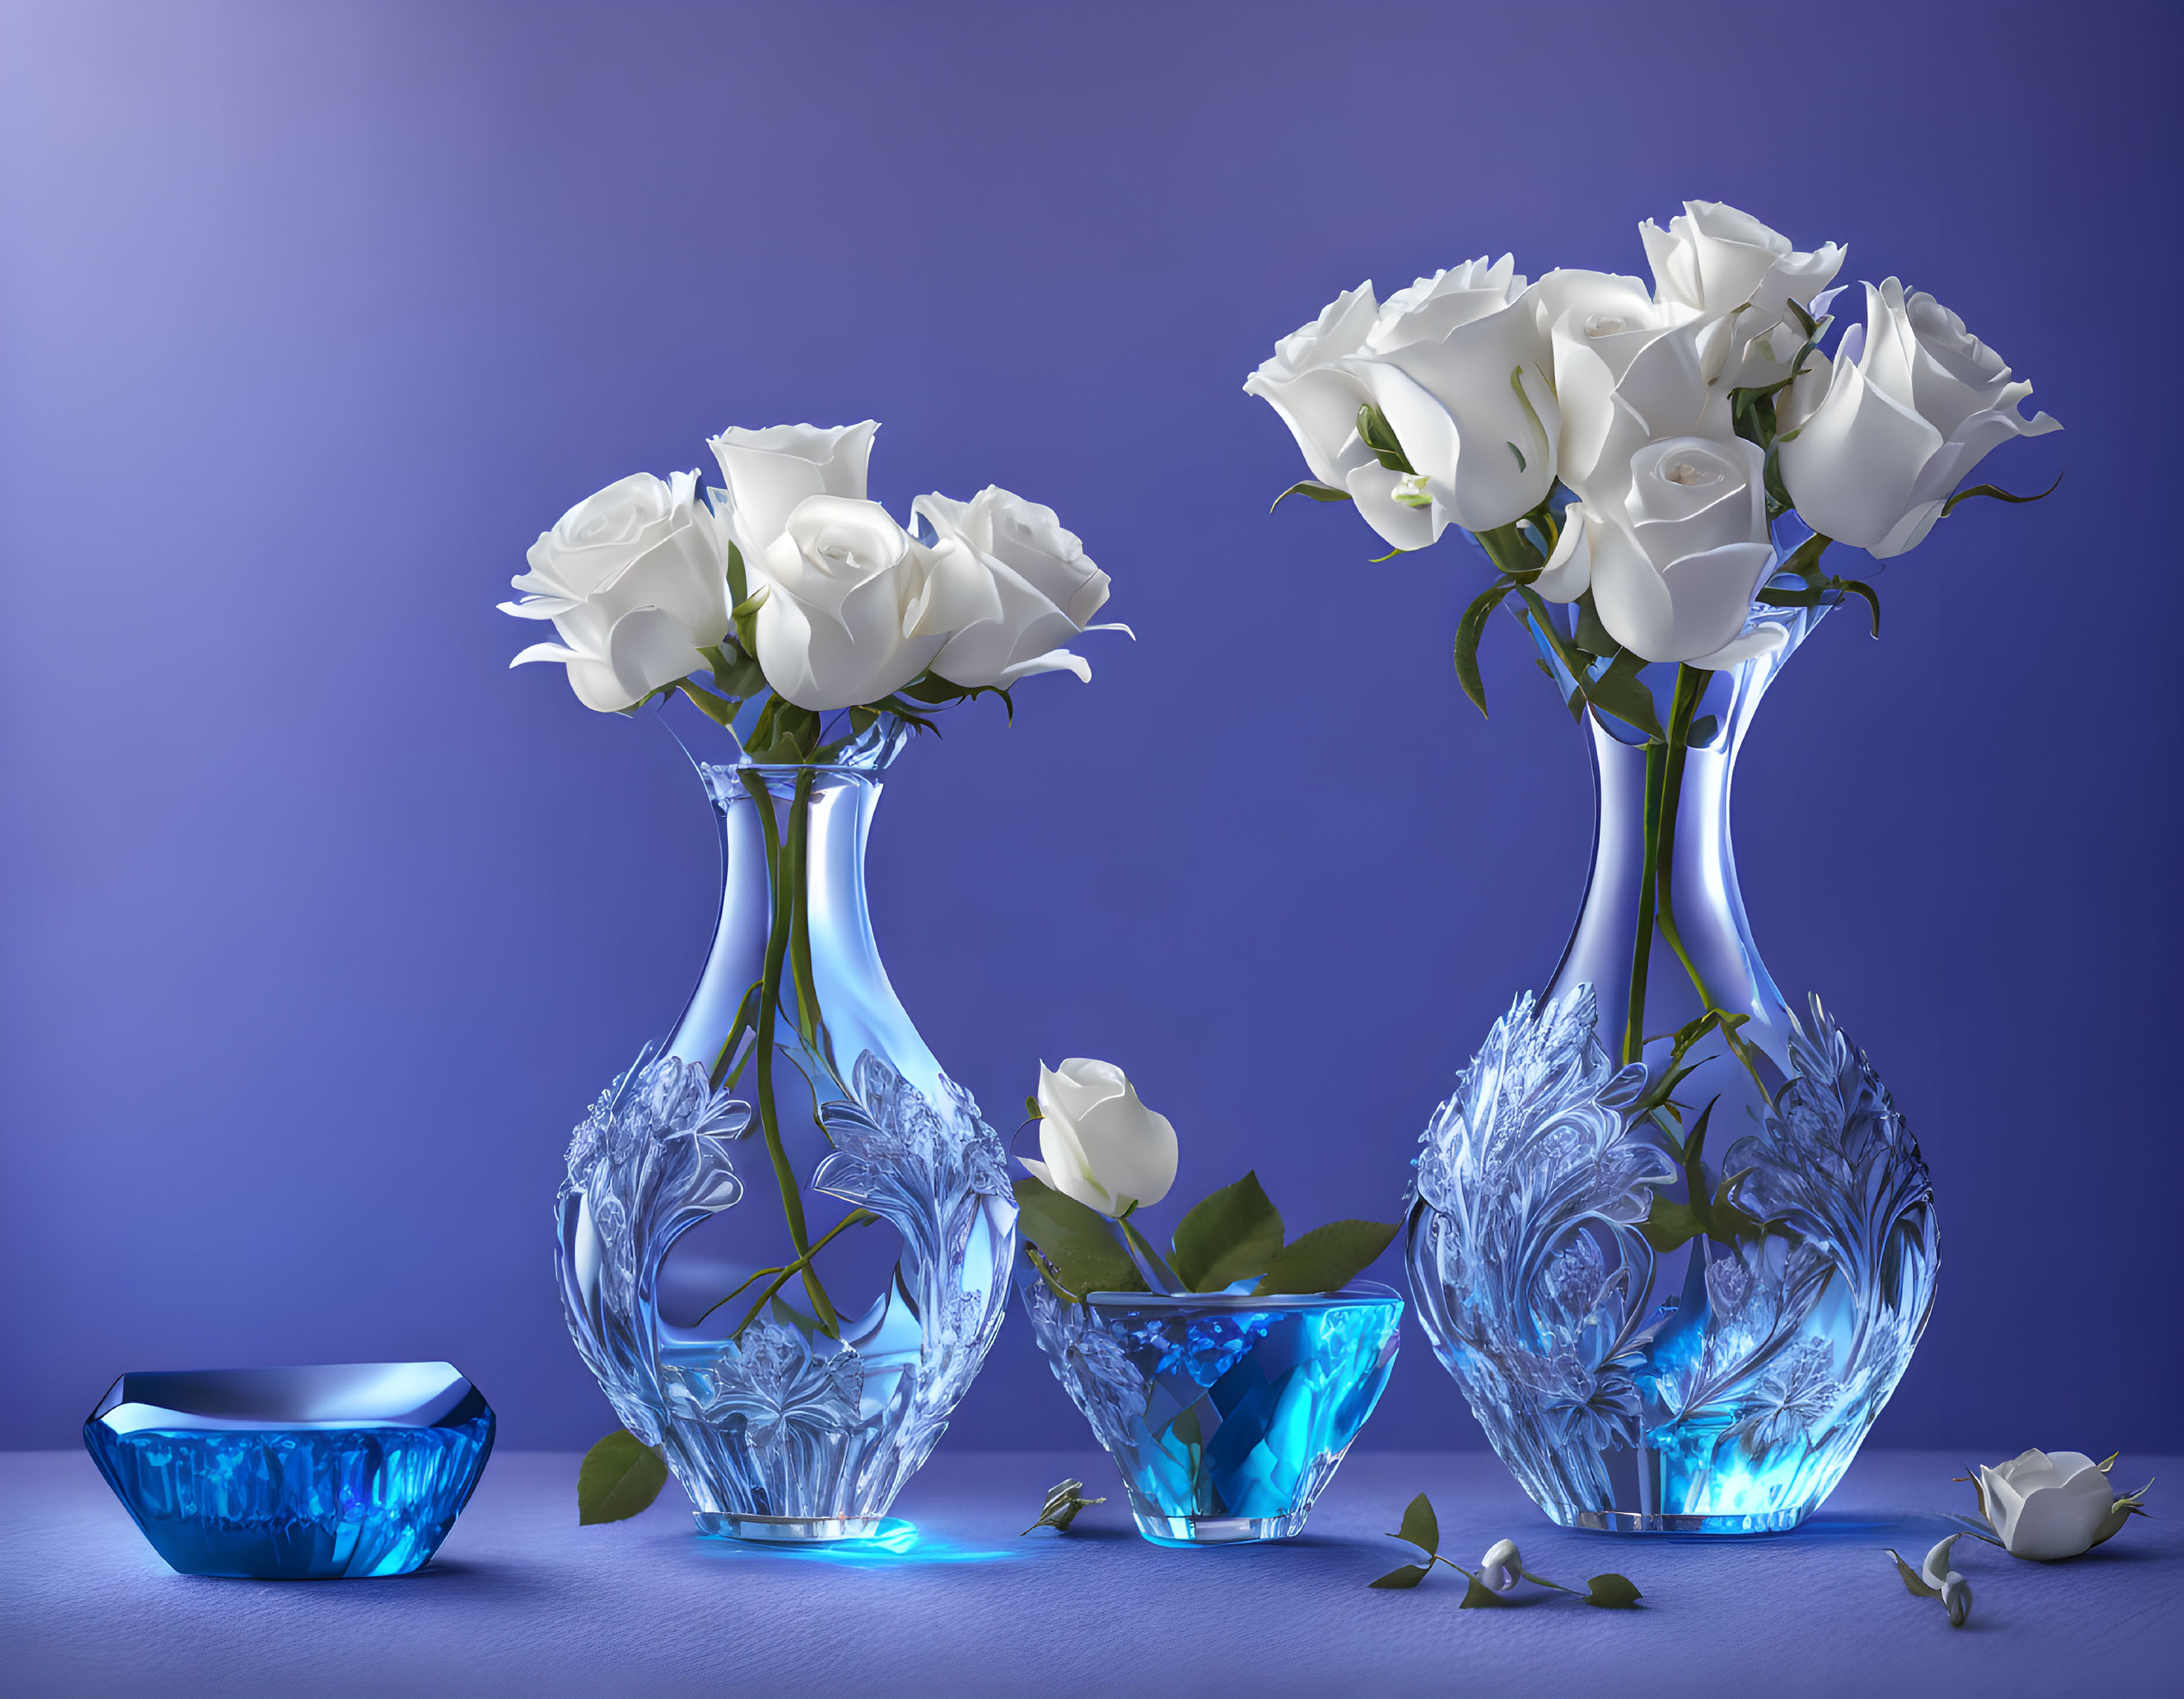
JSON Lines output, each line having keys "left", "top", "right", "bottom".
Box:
{"left": 1169, "top": 1171, "right": 1285, "bottom": 1293}
{"left": 1584, "top": 1572, "right": 1644, "bottom": 1609}
{"left": 1014, "top": 1176, "right": 1145, "bottom": 1299}
{"left": 1389, "top": 1492, "right": 1440, "bottom": 1558}
{"left": 1453, "top": 578, "right": 1516, "bottom": 719}
{"left": 1368, "top": 1563, "right": 1431, "bottom": 1590}
{"left": 1253, "top": 1219, "right": 1398, "bottom": 1295}
{"left": 577, "top": 1429, "right": 668, "bottom": 1526}
{"left": 1459, "top": 1571, "right": 1509, "bottom": 1609}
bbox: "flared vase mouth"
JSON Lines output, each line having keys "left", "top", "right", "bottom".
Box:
{"left": 653, "top": 691, "right": 912, "bottom": 776}
{"left": 1079, "top": 1280, "right": 1404, "bottom": 1313}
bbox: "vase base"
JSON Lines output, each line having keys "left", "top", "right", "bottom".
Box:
{"left": 1132, "top": 1511, "right": 1308, "bottom": 1547}
{"left": 694, "top": 1512, "right": 887, "bottom": 1544}
{"left": 1559, "top": 1507, "right": 1810, "bottom": 1536}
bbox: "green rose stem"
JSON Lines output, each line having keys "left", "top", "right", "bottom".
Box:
{"left": 1644, "top": 664, "right": 1773, "bottom": 1101}
{"left": 737, "top": 766, "right": 842, "bottom": 1339}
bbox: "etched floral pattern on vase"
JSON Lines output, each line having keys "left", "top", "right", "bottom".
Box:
{"left": 1405, "top": 569, "right": 1939, "bottom": 1534}
{"left": 554, "top": 709, "right": 1016, "bottom": 1541}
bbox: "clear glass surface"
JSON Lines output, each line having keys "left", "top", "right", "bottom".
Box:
{"left": 1405, "top": 560, "right": 1940, "bottom": 1535}
{"left": 554, "top": 707, "right": 1015, "bottom": 1542}
{"left": 1017, "top": 1275, "right": 1402, "bottom": 1546}
{"left": 82, "top": 1362, "right": 494, "bottom": 1578}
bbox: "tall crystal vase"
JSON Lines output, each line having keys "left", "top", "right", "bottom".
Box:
{"left": 555, "top": 710, "right": 1016, "bottom": 1541}
{"left": 1405, "top": 576, "right": 1940, "bottom": 1534}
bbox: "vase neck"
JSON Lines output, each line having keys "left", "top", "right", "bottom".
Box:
{"left": 1540, "top": 610, "right": 1819, "bottom": 1072}
{"left": 663, "top": 760, "right": 937, "bottom": 1105}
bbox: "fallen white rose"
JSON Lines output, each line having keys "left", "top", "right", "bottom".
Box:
{"left": 1976, "top": 1449, "right": 2151, "bottom": 1560}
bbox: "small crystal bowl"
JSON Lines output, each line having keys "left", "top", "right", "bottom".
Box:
{"left": 83, "top": 1362, "right": 496, "bottom": 1579}
{"left": 1017, "top": 1273, "right": 1402, "bottom": 1546}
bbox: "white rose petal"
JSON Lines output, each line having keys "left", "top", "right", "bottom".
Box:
{"left": 1243, "top": 283, "right": 1380, "bottom": 490}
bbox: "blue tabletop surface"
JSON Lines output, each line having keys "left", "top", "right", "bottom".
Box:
{"left": 3, "top": 1448, "right": 2173, "bottom": 1698}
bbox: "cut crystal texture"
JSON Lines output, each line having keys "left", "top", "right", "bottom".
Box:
{"left": 1404, "top": 570, "right": 1938, "bottom": 1533}
{"left": 554, "top": 717, "right": 1015, "bottom": 1541}
{"left": 83, "top": 1362, "right": 494, "bottom": 1579}
{"left": 1018, "top": 1275, "right": 1402, "bottom": 1546}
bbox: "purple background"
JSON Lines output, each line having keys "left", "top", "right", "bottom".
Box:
{"left": 2, "top": 0, "right": 2176, "bottom": 1455}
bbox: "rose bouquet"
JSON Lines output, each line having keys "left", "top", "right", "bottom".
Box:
{"left": 1248, "top": 198, "right": 2060, "bottom": 1091}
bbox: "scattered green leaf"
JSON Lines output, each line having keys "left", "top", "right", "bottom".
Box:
{"left": 1169, "top": 1171, "right": 1286, "bottom": 1293}
{"left": 1459, "top": 1572, "right": 1510, "bottom": 1609}
{"left": 577, "top": 1429, "right": 669, "bottom": 1525}
{"left": 1253, "top": 1219, "right": 1398, "bottom": 1295}
{"left": 1023, "top": 1478, "right": 1105, "bottom": 1535}
{"left": 1584, "top": 1572, "right": 1644, "bottom": 1609}
{"left": 1369, "top": 1563, "right": 1432, "bottom": 1590}
{"left": 1389, "top": 1492, "right": 1440, "bottom": 1558}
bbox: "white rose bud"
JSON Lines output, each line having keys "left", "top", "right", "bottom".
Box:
{"left": 1021, "top": 1060, "right": 1178, "bottom": 1219}
{"left": 1977, "top": 1449, "right": 2122, "bottom": 1560}
{"left": 1478, "top": 1537, "right": 1522, "bottom": 1592}
{"left": 911, "top": 487, "right": 1119, "bottom": 689}
{"left": 502, "top": 469, "right": 729, "bottom": 712}
{"left": 1778, "top": 279, "right": 2060, "bottom": 559}
{"left": 1543, "top": 437, "right": 1783, "bottom": 670}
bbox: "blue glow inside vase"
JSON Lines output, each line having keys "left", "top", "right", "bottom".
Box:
{"left": 1018, "top": 1274, "right": 1402, "bottom": 1546}
{"left": 83, "top": 1361, "right": 496, "bottom": 1579}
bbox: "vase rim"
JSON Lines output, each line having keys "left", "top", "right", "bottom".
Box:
{"left": 1081, "top": 1279, "right": 1404, "bottom": 1313}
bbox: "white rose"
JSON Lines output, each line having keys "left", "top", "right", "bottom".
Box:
{"left": 1529, "top": 269, "right": 1737, "bottom": 510}
{"left": 1977, "top": 1449, "right": 2127, "bottom": 1560}
{"left": 1243, "top": 261, "right": 1560, "bottom": 550}
{"left": 1355, "top": 255, "right": 1560, "bottom": 538}
{"left": 1640, "top": 200, "right": 1844, "bottom": 389}
{"left": 1539, "top": 436, "right": 1782, "bottom": 669}
{"left": 1778, "top": 279, "right": 2061, "bottom": 559}
{"left": 911, "top": 487, "right": 1118, "bottom": 688}
{"left": 501, "top": 469, "right": 729, "bottom": 712}
{"left": 1021, "top": 1059, "right": 1178, "bottom": 1219}
{"left": 756, "top": 495, "right": 950, "bottom": 711}
{"left": 709, "top": 420, "right": 971, "bottom": 712}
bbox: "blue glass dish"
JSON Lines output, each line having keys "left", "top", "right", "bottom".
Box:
{"left": 83, "top": 1362, "right": 495, "bottom": 1579}
{"left": 1019, "top": 1275, "right": 1402, "bottom": 1545}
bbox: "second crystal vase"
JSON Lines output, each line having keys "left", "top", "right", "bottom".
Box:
{"left": 554, "top": 709, "right": 1016, "bottom": 1541}
{"left": 1405, "top": 569, "right": 1940, "bottom": 1534}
